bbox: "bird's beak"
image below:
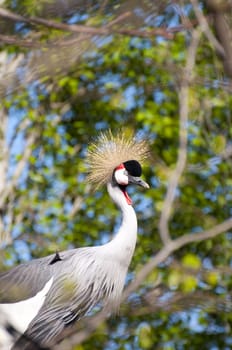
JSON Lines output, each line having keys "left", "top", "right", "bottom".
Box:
{"left": 128, "top": 175, "right": 150, "bottom": 189}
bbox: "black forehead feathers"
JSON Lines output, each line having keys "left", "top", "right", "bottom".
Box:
{"left": 123, "top": 160, "right": 142, "bottom": 177}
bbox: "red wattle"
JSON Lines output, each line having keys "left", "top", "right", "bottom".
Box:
{"left": 123, "top": 189, "right": 132, "bottom": 205}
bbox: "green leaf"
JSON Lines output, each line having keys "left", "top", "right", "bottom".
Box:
{"left": 167, "top": 269, "right": 181, "bottom": 289}
{"left": 138, "top": 324, "right": 153, "bottom": 349}
{"left": 210, "top": 135, "right": 226, "bottom": 154}
{"left": 181, "top": 253, "right": 201, "bottom": 270}
{"left": 180, "top": 275, "right": 198, "bottom": 293}
{"left": 205, "top": 271, "right": 220, "bottom": 286}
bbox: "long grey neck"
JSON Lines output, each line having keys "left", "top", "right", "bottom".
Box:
{"left": 105, "top": 182, "right": 138, "bottom": 265}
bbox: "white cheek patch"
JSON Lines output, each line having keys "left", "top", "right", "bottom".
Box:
{"left": 114, "top": 168, "right": 129, "bottom": 185}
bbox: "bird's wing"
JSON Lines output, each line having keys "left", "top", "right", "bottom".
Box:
{"left": 13, "top": 248, "right": 119, "bottom": 348}
{"left": 14, "top": 280, "right": 97, "bottom": 348}
{"left": 0, "top": 250, "right": 77, "bottom": 303}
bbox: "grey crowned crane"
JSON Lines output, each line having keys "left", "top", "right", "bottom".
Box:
{"left": 0, "top": 131, "right": 149, "bottom": 349}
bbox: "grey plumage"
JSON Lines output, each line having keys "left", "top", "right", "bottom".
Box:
{"left": 0, "top": 253, "right": 58, "bottom": 303}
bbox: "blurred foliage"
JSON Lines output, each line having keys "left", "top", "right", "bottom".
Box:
{"left": 1, "top": 0, "right": 232, "bottom": 349}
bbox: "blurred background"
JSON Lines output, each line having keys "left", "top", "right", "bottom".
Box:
{"left": 1, "top": 0, "right": 232, "bottom": 349}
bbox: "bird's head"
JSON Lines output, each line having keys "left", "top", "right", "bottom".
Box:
{"left": 113, "top": 160, "right": 149, "bottom": 205}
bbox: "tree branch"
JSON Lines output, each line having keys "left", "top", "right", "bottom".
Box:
{"left": 174, "top": 217, "right": 232, "bottom": 247}
{"left": 191, "top": 0, "right": 225, "bottom": 58}
{"left": 0, "top": 8, "right": 173, "bottom": 40}
{"left": 0, "top": 6, "right": 206, "bottom": 44}
{"left": 0, "top": 34, "right": 40, "bottom": 48}
{"left": 124, "top": 217, "right": 232, "bottom": 302}
{"left": 206, "top": 0, "right": 232, "bottom": 77}
{"left": 158, "top": 28, "right": 201, "bottom": 245}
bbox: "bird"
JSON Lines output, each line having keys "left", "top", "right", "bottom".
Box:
{"left": 0, "top": 130, "right": 149, "bottom": 349}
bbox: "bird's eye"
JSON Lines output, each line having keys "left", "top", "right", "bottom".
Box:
{"left": 114, "top": 167, "right": 129, "bottom": 186}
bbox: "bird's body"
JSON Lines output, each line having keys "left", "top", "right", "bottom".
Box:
{"left": 0, "top": 131, "right": 149, "bottom": 349}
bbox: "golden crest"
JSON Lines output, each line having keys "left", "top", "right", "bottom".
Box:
{"left": 87, "top": 130, "right": 149, "bottom": 187}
